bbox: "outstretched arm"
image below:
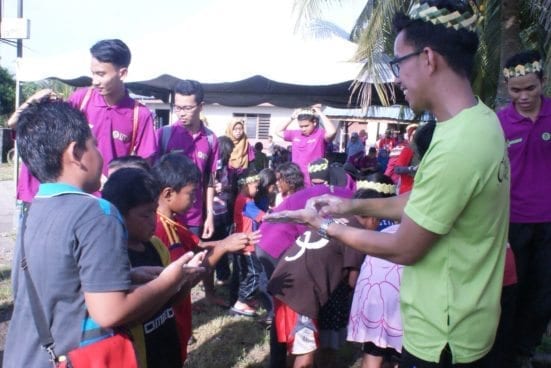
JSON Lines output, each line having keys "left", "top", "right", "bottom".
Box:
{"left": 7, "top": 89, "right": 60, "bottom": 128}
{"left": 264, "top": 207, "right": 438, "bottom": 265}
{"left": 306, "top": 192, "right": 410, "bottom": 221}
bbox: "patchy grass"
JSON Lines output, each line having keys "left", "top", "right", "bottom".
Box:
{"left": 0, "top": 163, "right": 13, "bottom": 182}
{"left": 0, "top": 267, "right": 11, "bottom": 311}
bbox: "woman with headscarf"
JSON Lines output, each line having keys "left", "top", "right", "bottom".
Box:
{"left": 226, "top": 118, "right": 255, "bottom": 174}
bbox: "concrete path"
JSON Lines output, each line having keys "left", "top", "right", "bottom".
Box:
{"left": 0, "top": 180, "right": 16, "bottom": 267}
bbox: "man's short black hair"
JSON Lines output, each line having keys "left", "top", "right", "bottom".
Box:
{"left": 16, "top": 100, "right": 92, "bottom": 183}
{"left": 275, "top": 162, "right": 305, "bottom": 192}
{"left": 102, "top": 168, "right": 161, "bottom": 216}
{"left": 152, "top": 153, "right": 201, "bottom": 192}
{"left": 174, "top": 79, "right": 204, "bottom": 104}
{"left": 90, "top": 39, "right": 131, "bottom": 68}
{"left": 393, "top": 0, "right": 479, "bottom": 79}
{"left": 254, "top": 142, "right": 263, "bottom": 151}
{"left": 505, "top": 50, "right": 544, "bottom": 80}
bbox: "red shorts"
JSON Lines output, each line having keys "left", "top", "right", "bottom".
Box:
{"left": 274, "top": 299, "right": 319, "bottom": 355}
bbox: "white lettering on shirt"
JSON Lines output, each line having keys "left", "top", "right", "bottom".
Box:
{"left": 507, "top": 138, "right": 523, "bottom": 147}
{"left": 112, "top": 130, "right": 130, "bottom": 143}
{"left": 144, "top": 308, "right": 175, "bottom": 334}
{"left": 197, "top": 151, "right": 207, "bottom": 160}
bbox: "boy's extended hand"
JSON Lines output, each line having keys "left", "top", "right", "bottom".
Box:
{"left": 223, "top": 231, "right": 261, "bottom": 252}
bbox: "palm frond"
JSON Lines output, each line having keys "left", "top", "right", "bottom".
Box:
{"left": 349, "top": 1, "right": 377, "bottom": 43}
{"left": 351, "top": 0, "right": 409, "bottom": 107}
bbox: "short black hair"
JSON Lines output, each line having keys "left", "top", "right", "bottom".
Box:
{"left": 174, "top": 79, "right": 204, "bottom": 104}
{"left": 16, "top": 100, "right": 92, "bottom": 183}
{"left": 354, "top": 189, "right": 384, "bottom": 200}
{"left": 412, "top": 121, "right": 437, "bottom": 159}
{"left": 275, "top": 162, "right": 304, "bottom": 192}
{"left": 258, "top": 168, "right": 276, "bottom": 190}
{"left": 505, "top": 50, "right": 544, "bottom": 80}
{"left": 152, "top": 153, "right": 201, "bottom": 192}
{"left": 217, "top": 135, "right": 235, "bottom": 166}
{"left": 102, "top": 168, "right": 161, "bottom": 216}
{"left": 254, "top": 142, "right": 263, "bottom": 151}
{"left": 108, "top": 155, "right": 151, "bottom": 173}
{"left": 90, "top": 39, "right": 131, "bottom": 68}
{"left": 393, "top": 0, "right": 479, "bottom": 78}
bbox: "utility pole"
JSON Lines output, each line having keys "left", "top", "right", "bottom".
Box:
{"left": 14, "top": 0, "right": 23, "bottom": 227}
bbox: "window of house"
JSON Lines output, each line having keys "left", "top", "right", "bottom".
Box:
{"left": 233, "top": 113, "right": 271, "bottom": 139}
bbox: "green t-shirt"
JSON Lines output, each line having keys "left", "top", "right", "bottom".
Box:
{"left": 402, "top": 100, "right": 510, "bottom": 363}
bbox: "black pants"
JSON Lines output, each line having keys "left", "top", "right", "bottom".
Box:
{"left": 509, "top": 222, "right": 551, "bottom": 357}
{"left": 400, "top": 346, "right": 488, "bottom": 368}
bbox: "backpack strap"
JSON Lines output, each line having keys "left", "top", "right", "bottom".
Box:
{"left": 79, "top": 87, "right": 94, "bottom": 112}
{"left": 160, "top": 125, "right": 173, "bottom": 156}
{"left": 129, "top": 101, "right": 139, "bottom": 155}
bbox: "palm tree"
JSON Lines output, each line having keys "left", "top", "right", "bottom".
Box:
{"left": 294, "top": 0, "right": 551, "bottom": 109}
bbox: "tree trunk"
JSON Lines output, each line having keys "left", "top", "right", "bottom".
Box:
{"left": 495, "top": 0, "right": 523, "bottom": 109}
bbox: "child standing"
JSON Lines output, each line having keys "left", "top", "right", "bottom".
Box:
{"left": 103, "top": 168, "right": 197, "bottom": 368}
{"left": 4, "top": 101, "right": 201, "bottom": 367}
{"left": 151, "top": 153, "right": 256, "bottom": 362}
{"left": 231, "top": 168, "right": 266, "bottom": 316}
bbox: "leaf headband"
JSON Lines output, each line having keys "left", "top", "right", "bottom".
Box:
{"left": 238, "top": 174, "right": 260, "bottom": 185}
{"left": 503, "top": 60, "right": 543, "bottom": 79}
{"left": 408, "top": 2, "right": 479, "bottom": 32}
{"left": 356, "top": 181, "right": 396, "bottom": 195}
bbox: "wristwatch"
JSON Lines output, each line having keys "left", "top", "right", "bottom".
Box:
{"left": 317, "top": 218, "right": 336, "bottom": 239}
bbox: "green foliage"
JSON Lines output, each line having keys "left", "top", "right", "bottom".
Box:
{"left": 0, "top": 67, "right": 15, "bottom": 125}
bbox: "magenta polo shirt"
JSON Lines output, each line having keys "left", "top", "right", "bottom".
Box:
{"left": 284, "top": 127, "right": 327, "bottom": 186}
{"left": 257, "top": 184, "right": 353, "bottom": 259}
{"left": 156, "top": 121, "right": 219, "bottom": 227}
{"left": 498, "top": 96, "right": 551, "bottom": 223}
{"left": 16, "top": 88, "right": 157, "bottom": 202}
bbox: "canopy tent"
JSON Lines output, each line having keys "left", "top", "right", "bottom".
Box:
{"left": 16, "top": 24, "right": 401, "bottom": 108}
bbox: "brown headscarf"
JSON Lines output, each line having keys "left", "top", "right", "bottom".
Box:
{"left": 226, "top": 118, "right": 250, "bottom": 169}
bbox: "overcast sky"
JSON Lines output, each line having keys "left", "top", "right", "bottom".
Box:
{"left": 0, "top": 0, "right": 366, "bottom": 72}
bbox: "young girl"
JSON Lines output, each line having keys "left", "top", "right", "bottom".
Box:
{"left": 231, "top": 168, "right": 265, "bottom": 316}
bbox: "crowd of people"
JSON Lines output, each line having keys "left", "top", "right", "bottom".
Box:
{"left": 3, "top": 1, "right": 550, "bottom": 368}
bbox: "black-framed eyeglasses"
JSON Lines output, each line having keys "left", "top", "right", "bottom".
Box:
{"left": 174, "top": 104, "right": 197, "bottom": 113}
{"left": 389, "top": 50, "right": 423, "bottom": 78}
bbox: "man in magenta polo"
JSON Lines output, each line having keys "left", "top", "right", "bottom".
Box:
{"left": 12, "top": 39, "right": 157, "bottom": 203}
{"left": 155, "top": 79, "right": 218, "bottom": 239}
{"left": 498, "top": 50, "right": 551, "bottom": 363}
{"left": 276, "top": 107, "right": 336, "bottom": 187}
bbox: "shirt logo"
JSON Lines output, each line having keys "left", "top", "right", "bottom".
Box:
{"left": 507, "top": 137, "right": 523, "bottom": 147}
{"left": 112, "top": 130, "right": 130, "bottom": 143}
{"left": 197, "top": 151, "right": 208, "bottom": 160}
{"left": 542, "top": 132, "right": 551, "bottom": 141}
{"left": 284, "top": 231, "right": 329, "bottom": 262}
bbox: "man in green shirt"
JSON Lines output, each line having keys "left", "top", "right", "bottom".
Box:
{"left": 264, "top": 1, "right": 510, "bottom": 366}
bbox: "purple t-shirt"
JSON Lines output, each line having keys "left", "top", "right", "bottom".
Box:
{"left": 156, "top": 122, "right": 219, "bottom": 227}
{"left": 17, "top": 88, "right": 157, "bottom": 202}
{"left": 258, "top": 184, "right": 353, "bottom": 259}
{"left": 498, "top": 96, "right": 551, "bottom": 223}
{"left": 284, "top": 127, "right": 327, "bottom": 186}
